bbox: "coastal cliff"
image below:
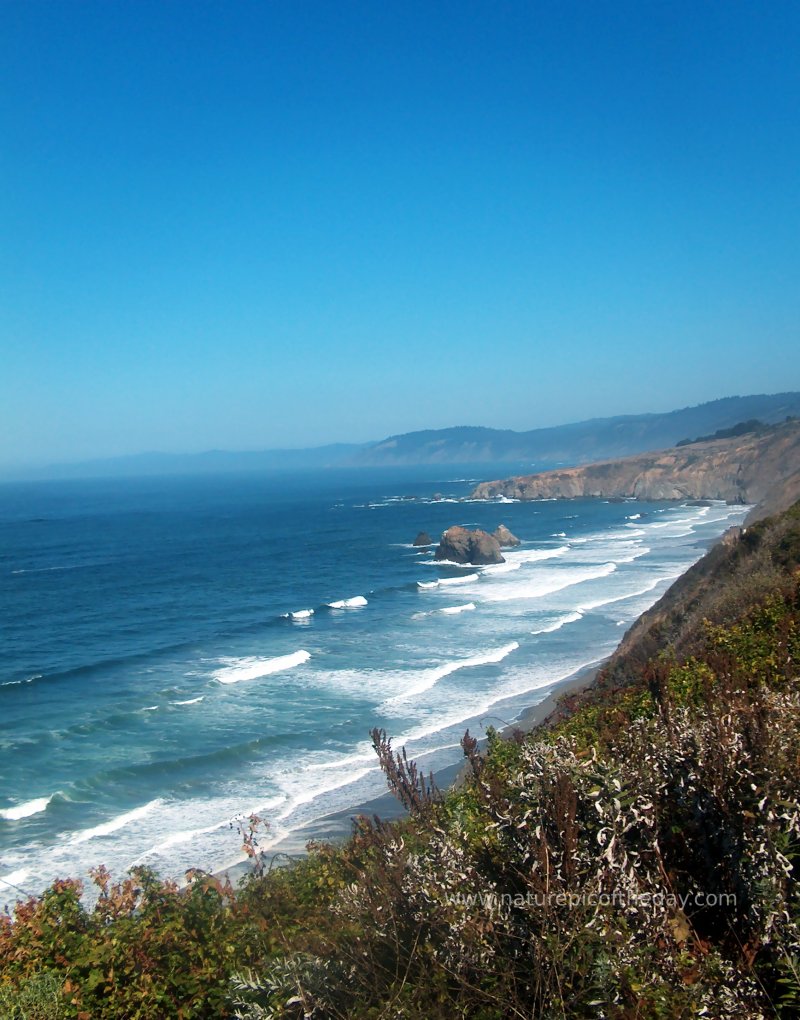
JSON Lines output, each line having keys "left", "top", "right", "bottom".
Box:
{"left": 470, "top": 419, "right": 800, "bottom": 519}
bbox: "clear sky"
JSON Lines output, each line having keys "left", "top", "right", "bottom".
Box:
{"left": 2, "top": 1, "right": 799, "bottom": 468}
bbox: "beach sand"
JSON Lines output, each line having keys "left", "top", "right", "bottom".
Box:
{"left": 216, "top": 659, "right": 603, "bottom": 886}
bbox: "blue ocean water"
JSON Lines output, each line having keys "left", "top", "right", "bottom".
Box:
{"left": 0, "top": 469, "right": 748, "bottom": 899}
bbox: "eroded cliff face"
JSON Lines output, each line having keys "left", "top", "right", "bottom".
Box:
{"left": 470, "top": 421, "right": 800, "bottom": 517}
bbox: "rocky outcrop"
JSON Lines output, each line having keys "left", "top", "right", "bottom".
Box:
{"left": 492, "top": 524, "right": 521, "bottom": 547}
{"left": 435, "top": 526, "right": 505, "bottom": 565}
{"left": 470, "top": 421, "right": 800, "bottom": 520}
{"left": 413, "top": 531, "right": 433, "bottom": 546}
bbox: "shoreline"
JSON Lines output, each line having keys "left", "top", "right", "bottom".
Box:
{"left": 216, "top": 659, "right": 604, "bottom": 886}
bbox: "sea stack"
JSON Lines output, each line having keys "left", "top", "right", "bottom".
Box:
{"left": 413, "top": 531, "right": 433, "bottom": 546}
{"left": 492, "top": 524, "right": 521, "bottom": 547}
{"left": 435, "top": 526, "right": 505, "bottom": 565}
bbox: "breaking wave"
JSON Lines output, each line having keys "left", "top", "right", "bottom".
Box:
{"left": 0, "top": 795, "right": 54, "bottom": 821}
{"left": 327, "top": 596, "right": 368, "bottom": 609}
{"left": 214, "top": 651, "right": 311, "bottom": 685}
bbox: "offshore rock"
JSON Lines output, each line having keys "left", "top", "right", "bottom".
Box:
{"left": 492, "top": 524, "right": 521, "bottom": 547}
{"left": 413, "top": 531, "right": 433, "bottom": 546}
{"left": 435, "top": 526, "right": 504, "bottom": 565}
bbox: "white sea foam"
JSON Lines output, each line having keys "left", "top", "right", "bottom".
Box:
{"left": 383, "top": 641, "right": 520, "bottom": 705}
{"left": 273, "top": 767, "right": 376, "bottom": 824}
{"left": 289, "top": 609, "right": 314, "bottom": 619}
{"left": 476, "top": 562, "right": 618, "bottom": 603}
{"left": 327, "top": 596, "right": 368, "bottom": 608}
{"left": 215, "top": 650, "right": 311, "bottom": 685}
{"left": 480, "top": 560, "right": 521, "bottom": 574}
{"left": 614, "top": 544, "right": 650, "bottom": 563}
{"left": 393, "top": 656, "right": 602, "bottom": 746}
{"left": 607, "top": 528, "right": 647, "bottom": 539}
{"left": 530, "top": 611, "right": 583, "bottom": 635}
{"left": 143, "top": 795, "right": 287, "bottom": 857}
{"left": 0, "top": 795, "right": 54, "bottom": 820}
{"left": 626, "top": 513, "right": 642, "bottom": 520}
{"left": 438, "top": 573, "right": 479, "bottom": 586}
{"left": 304, "top": 743, "right": 376, "bottom": 772}
{"left": 172, "top": 696, "right": 204, "bottom": 706}
{"left": 421, "top": 558, "right": 478, "bottom": 568}
{"left": 0, "top": 868, "right": 30, "bottom": 890}
{"left": 577, "top": 577, "right": 664, "bottom": 612}
{"left": 417, "top": 574, "right": 479, "bottom": 589}
{"left": 506, "top": 545, "right": 570, "bottom": 566}
{"left": 439, "top": 603, "right": 476, "bottom": 615}
{"left": 73, "top": 800, "right": 162, "bottom": 845}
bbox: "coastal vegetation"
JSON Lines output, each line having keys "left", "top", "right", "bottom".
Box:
{"left": 675, "top": 417, "right": 767, "bottom": 446}
{"left": 2, "top": 503, "right": 800, "bottom": 1018}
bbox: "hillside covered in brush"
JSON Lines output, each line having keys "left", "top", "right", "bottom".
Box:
{"left": 3, "top": 504, "right": 800, "bottom": 1018}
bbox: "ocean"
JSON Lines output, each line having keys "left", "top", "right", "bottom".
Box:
{"left": 0, "top": 468, "right": 749, "bottom": 901}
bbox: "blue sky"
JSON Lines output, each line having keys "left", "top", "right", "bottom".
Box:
{"left": 2, "top": 1, "right": 799, "bottom": 467}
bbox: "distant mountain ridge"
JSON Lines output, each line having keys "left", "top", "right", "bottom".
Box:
{"left": 6, "top": 392, "right": 800, "bottom": 480}
{"left": 354, "top": 392, "right": 800, "bottom": 466}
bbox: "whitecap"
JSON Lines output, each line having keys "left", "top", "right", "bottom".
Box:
{"left": 142, "top": 795, "right": 286, "bottom": 858}
{"left": 417, "top": 574, "right": 479, "bottom": 589}
{"left": 383, "top": 641, "right": 520, "bottom": 705}
{"left": 577, "top": 577, "right": 665, "bottom": 612}
{"left": 439, "top": 603, "right": 476, "bottom": 615}
{"left": 530, "top": 611, "right": 583, "bottom": 635}
{"left": 438, "top": 573, "right": 479, "bottom": 586}
{"left": 478, "top": 562, "right": 618, "bottom": 603}
{"left": 419, "top": 558, "right": 477, "bottom": 568}
{"left": 0, "top": 795, "right": 54, "bottom": 821}
{"left": 0, "top": 868, "right": 30, "bottom": 890}
{"left": 289, "top": 609, "right": 314, "bottom": 620}
{"left": 73, "top": 800, "right": 162, "bottom": 845}
{"left": 480, "top": 561, "right": 522, "bottom": 575}
{"left": 171, "top": 696, "right": 204, "bottom": 706}
{"left": 215, "top": 650, "right": 311, "bottom": 684}
{"left": 505, "top": 545, "right": 569, "bottom": 565}
{"left": 393, "top": 656, "right": 602, "bottom": 745}
{"left": 327, "top": 596, "right": 368, "bottom": 609}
